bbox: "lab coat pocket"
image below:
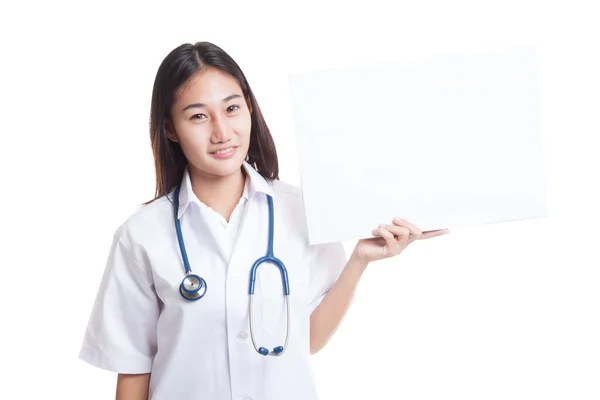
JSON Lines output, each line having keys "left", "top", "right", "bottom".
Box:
{"left": 257, "top": 263, "right": 308, "bottom": 338}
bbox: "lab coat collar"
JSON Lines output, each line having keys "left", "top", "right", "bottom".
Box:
{"left": 242, "top": 160, "right": 276, "bottom": 201}
{"left": 175, "top": 161, "right": 274, "bottom": 219}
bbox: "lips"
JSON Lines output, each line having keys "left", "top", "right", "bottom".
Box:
{"left": 209, "top": 146, "right": 237, "bottom": 155}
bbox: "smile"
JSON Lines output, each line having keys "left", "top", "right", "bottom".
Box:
{"left": 209, "top": 146, "right": 238, "bottom": 159}
{"left": 210, "top": 147, "right": 236, "bottom": 155}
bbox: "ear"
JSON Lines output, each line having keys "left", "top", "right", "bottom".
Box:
{"left": 164, "top": 121, "right": 179, "bottom": 143}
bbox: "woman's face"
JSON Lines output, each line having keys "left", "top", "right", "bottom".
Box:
{"left": 168, "top": 67, "right": 252, "bottom": 179}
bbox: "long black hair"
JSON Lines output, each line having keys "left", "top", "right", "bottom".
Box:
{"left": 146, "top": 41, "right": 279, "bottom": 204}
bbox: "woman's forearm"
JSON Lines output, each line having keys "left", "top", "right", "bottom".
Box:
{"left": 116, "top": 373, "right": 151, "bottom": 400}
{"left": 309, "top": 253, "right": 368, "bottom": 354}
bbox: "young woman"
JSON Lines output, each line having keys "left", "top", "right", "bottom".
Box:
{"left": 79, "top": 41, "right": 449, "bottom": 400}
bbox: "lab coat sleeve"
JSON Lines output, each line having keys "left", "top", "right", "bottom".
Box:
{"left": 307, "top": 241, "right": 350, "bottom": 315}
{"left": 79, "top": 227, "right": 160, "bottom": 374}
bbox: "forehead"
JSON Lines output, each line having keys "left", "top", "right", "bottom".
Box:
{"left": 176, "top": 68, "right": 242, "bottom": 103}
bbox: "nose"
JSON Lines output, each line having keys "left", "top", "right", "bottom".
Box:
{"left": 210, "top": 116, "right": 231, "bottom": 144}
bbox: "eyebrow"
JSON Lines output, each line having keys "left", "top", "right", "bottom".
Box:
{"left": 182, "top": 94, "right": 243, "bottom": 112}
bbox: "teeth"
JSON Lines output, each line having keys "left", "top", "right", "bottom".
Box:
{"left": 214, "top": 147, "right": 234, "bottom": 155}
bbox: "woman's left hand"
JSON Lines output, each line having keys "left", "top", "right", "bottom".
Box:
{"left": 351, "top": 217, "right": 449, "bottom": 264}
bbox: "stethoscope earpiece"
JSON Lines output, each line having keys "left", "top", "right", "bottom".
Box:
{"left": 257, "top": 346, "right": 283, "bottom": 356}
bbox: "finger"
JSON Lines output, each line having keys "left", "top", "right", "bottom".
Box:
{"left": 373, "top": 226, "right": 395, "bottom": 240}
{"left": 381, "top": 226, "right": 411, "bottom": 250}
{"left": 392, "top": 217, "right": 423, "bottom": 238}
{"left": 383, "top": 224, "right": 411, "bottom": 242}
{"left": 420, "top": 229, "right": 450, "bottom": 240}
{"left": 374, "top": 226, "right": 400, "bottom": 248}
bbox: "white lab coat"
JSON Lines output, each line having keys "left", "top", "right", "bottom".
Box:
{"left": 79, "top": 162, "right": 348, "bottom": 400}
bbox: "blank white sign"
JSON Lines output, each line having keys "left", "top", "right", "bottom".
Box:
{"left": 289, "top": 46, "right": 548, "bottom": 245}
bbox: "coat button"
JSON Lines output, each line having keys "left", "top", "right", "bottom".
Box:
{"left": 237, "top": 331, "right": 248, "bottom": 341}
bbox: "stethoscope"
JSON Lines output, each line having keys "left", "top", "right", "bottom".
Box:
{"left": 173, "top": 184, "right": 290, "bottom": 356}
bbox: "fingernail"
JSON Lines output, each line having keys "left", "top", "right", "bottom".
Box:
{"left": 394, "top": 216, "right": 403, "bottom": 222}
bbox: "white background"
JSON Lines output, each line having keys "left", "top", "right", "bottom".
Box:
{"left": 1, "top": 1, "right": 598, "bottom": 399}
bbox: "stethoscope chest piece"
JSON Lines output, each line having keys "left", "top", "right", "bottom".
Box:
{"left": 179, "top": 273, "right": 207, "bottom": 301}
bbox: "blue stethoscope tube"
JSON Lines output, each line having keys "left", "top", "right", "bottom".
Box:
{"left": 173, "top": 184, "right": 290, "bottom": 356}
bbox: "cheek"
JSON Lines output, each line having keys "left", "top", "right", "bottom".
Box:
{"left": 177, "top": 125, "right": 209, "bottom": 153}
{"left": 232, "top": 116, "right": 252, "bottom": 145}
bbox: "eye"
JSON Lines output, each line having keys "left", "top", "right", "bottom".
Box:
{"left": 227, "top": 105, "right": 240, "bottom": 113}
{"left": 190, "top": 114, "right": 206, "bottom": 120}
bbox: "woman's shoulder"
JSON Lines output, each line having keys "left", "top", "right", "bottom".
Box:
{"left": 268, "top": 179, "right": 311, "bottom": 237}
{"left": 270, "top": 179, "right": 303, "bottom": 198}
{"left": 269, "top": 179, "right": 306, "bottom": 213}
{"left": 112, "top": 193, "right": 174, "bottom": 246}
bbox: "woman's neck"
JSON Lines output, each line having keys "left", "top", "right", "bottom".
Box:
{"left": 189, "top": 166, "right": 246, "bottom": 222}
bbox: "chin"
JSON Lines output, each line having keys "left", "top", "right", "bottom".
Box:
{"left": 193, "top": 157, "right": 245, "bottom": 178}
